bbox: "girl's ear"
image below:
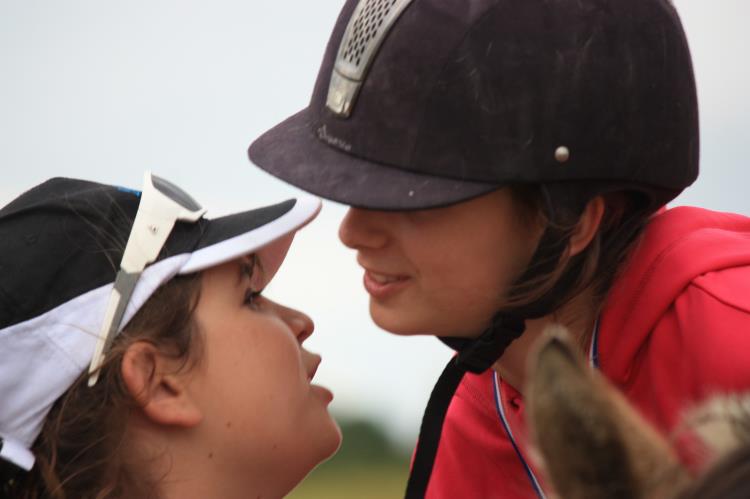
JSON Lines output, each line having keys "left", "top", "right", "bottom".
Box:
{"left": 568, "top": 195, "right": 605, "bottom": 256}
{"left": 121, "top": 341, "right": 202, "bottom": 428}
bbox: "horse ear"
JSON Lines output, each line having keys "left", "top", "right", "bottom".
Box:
{"left": 525, "top": 325, "right": 689, "bottom": 499}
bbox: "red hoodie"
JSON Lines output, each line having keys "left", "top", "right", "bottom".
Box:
{"left": 425, "top": 206, "right": 750, "bottom": 498}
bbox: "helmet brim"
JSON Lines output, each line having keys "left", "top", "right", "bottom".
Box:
{"left": 248, "top": 108, "right": 501, "bottom": 211}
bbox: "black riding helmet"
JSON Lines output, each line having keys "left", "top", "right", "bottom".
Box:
{"left": 249, "top": 1, "right": 699, "bottom": 496}
{"left": 250, "top": 0, "right": 698, "bottom": 211}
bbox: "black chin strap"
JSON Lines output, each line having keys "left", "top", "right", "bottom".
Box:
{"left": 404, "top": 314, "right": 525, "bottom": 499}
{"left": 404, "top": 184, "right": 595, "bottom": 498}
{"left": 441, "top": 314, "right": 526, "bottom": 374}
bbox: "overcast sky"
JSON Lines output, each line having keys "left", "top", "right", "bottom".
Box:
{"left": 1, "top": 0, "right": 748, "bottom": 445}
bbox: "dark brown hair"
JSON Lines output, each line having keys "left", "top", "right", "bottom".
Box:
{"left": 2, "top": 273, "right": 202, "bottom": 499}
{"left": 505, "top": 183, "right": 653, "bottom": 342}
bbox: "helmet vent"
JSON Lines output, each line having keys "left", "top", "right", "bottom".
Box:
{"left": 326, "top": 0, "right": 414, "bottom": 117}
{"left": 342, "top": 0, "right": 398, "bottom": 67}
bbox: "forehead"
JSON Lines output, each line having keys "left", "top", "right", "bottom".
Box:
{"left": 201, "top": 255, "right": 266, "bottom": 288}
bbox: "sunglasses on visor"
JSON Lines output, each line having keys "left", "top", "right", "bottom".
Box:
{"left": 87, "top": 172, "right": 206, "bottom": 386}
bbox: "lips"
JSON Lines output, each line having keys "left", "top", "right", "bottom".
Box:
{"left": 367, "top": 270, "right": 406, "bottom": 284}
{"left": 307, "top": 357, "right": 320, "bottom": 382}
{"left": 363, "top": 269, "right": 410, "bottom": 299}
{"left": 356, "top": 255, "right": 411, "bottom": 299}
{"left": 305, "top": 357, "right": 334, "bottom": 403}
{"left": 312, "top": 384, "right": 334, "bottom": 403}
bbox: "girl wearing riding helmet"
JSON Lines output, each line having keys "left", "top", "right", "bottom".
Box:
{"left": 248, "top": 0, "right": 750, "bottom": 497}
{"left": 0, "top": 173, "right": 340, "bottom": 499}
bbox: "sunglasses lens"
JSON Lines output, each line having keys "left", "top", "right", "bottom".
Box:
{"left": 152, "top": 174, "right": 203, "bottom": 212}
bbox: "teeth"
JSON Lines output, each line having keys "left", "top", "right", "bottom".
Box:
{"left": 370, "top": 272, "right": 399, "bottom": 284}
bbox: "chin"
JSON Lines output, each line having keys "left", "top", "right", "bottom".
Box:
{"left": 285, "top": 420, "right": 342, "bottom": 494}
{"left": 311, "top": 413, "right": 343, "bottom": 464}
{"left": 323, "top": 418, "right": 343, "bottom": 458}
{"left": 370, "top": 302, "right": 488, "bottom": 338}
{"left": 369, "top": 303, "right": 437, "bottom": 336}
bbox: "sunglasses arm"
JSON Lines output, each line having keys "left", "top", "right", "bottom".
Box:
{"left": 87, "top": 172, "right": 205, "bottom": 386}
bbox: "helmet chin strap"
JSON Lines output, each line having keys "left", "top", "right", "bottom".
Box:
{"left": 408, "top": 187, "right": 653, "bottom": 497}
{"left": 439, "top": 313, "right": 526, "bottom": 373}
{"left": 407, "top": 184, "right": 589, "bottom": 498}
{"left": 407, "top": 234, "right": 574, "bottom": 498}
{"left": 439, "top": 183, "right": 592, "bottom": 370}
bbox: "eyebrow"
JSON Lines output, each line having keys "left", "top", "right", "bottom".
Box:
{"left": 237, "top": 254, "right": 266, "bottom": 287}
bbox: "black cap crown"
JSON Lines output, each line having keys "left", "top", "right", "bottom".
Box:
{"left": 250, "top": 0, "right": 699, "bottom": 209}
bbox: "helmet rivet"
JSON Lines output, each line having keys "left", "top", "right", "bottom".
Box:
{"left": 555, "top": 146, "right": 570, "bottom": 163}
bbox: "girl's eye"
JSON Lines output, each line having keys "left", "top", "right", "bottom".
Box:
{"left": 244, "top": 288, "right": 263, "bottom": 308}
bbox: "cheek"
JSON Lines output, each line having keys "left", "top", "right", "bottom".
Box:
{"left": 203, "top": 320, "right": 305, "bottom": 409}
{"left": 423, "top": 263, "right": 506, "bottom": 326}
{"left": 230, "top": 324, "right": 338, "bottom": 458}
{"left": 415, "top": 238, "right": 523, "bottom": 306}
{"left": 243, "top": 329, "right": 305, "bottom": 399}
{"left": 402, "top": 225, "right": 536, "bottom": 335}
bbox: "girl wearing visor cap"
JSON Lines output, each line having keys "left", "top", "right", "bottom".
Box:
{"left": 249, "top": 0, "right": 750, "bottom": 497}
{"left": 0, "top": 173, "right": 341, "bottom": 498}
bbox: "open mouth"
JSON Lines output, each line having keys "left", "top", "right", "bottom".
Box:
{"left": 307, "top": 358, "right": 320, "bottom": 382}
{"left": 306, "top": 359, "right": 334, "bottom": 403}
{"left": 367, "top": 270, "right": 408, "bottom": 284}
{"left": 363, "top": 269, "right": 410, "bottom": 299}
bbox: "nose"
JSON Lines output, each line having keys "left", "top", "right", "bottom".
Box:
{"left": 338, "top": 207, "right": 389, "bottom": 250}
{"left": 279, "top": 303, "right": 315, "bottom": 343}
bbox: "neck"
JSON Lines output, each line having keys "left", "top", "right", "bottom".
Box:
{"left": 126, "top": 421, "right": 289, "bottom": 499}
{"left": 492, "top": 288, "right": 598, "bottom": 393}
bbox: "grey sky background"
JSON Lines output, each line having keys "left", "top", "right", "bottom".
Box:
{"left": 1, "top": 0, "right": 748, "bottom": 445}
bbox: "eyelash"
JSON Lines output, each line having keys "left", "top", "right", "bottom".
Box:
{"left": 244, "top": 288, "right": 263, "bottom": 308}
{"left": 241, "top": 254, "right": 267, "bottom": 308}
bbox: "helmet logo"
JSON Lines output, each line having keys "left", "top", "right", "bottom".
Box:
{"left": 317, "top": 125, "right": 352, "bottom": 151}
{"left": 326, "top": 0, "right": 415, "bottom": 117}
